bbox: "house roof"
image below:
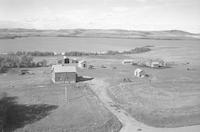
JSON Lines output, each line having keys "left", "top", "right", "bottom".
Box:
{"left": 135, "top": 68, "right": 143, "bottom": 73}
{"left": 52, "top": 65, "right": 77, "bottom": 73}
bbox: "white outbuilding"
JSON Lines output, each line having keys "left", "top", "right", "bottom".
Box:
{"left": 122, "top": 59, "right": 134, "bottom": 65}
{"left": 134, "top": 68, "right": 145, "bottom": 78}
{"left": 150, "top": 60, "right": 166, "bottom": 68}
{"left": 78, "top": 60, "right": 87, "bottom": 69}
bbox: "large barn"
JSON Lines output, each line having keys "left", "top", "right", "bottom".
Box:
{"left": 51, "top": 65, "right": 77, "bottom": 83}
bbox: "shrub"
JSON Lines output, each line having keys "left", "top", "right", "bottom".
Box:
{"left": 0, "top": 54, "right": 48, "bottom": 73}
{"left": 36, "top": 59, "right": 47, "bottom": 67}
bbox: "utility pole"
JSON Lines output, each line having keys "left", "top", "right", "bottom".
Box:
{"left": 65, "top": 85, "right": 68, "bottom": 103}
{"left": 64, "top": 72, "right": 69, "bottom": 103}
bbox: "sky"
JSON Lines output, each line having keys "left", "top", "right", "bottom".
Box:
{"left": 0, "top": 0, "right": 199, "bottom": 33}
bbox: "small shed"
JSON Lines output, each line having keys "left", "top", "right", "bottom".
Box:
{"left": 150, "top": 60, "right": 166, "bottom": 68}
{"left": 78, "top": 60, "right": 87, "bottom": 69}
{"left": 122, "top": 59, "right": 134, "bottom": 65}
{"left": 151, "top": 61, "right": 160, "bottom": 68}
{"left": 134, "top": 68, "right": 145, "bottom": 78}
{"left": 71, "top": 58, "right": 78, "bottom": 63}
{"left": 52, "top": 65, "right": 77, "bottom": 83}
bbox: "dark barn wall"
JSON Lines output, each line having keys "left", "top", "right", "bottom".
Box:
{"left": 64, "top": 58, "right": 70, "bottom": 64}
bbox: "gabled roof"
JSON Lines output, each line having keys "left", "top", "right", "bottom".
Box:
{"left": 52, "top": 65, "right": 77, "bottom": 73}
{"left": 134, "top": 68, "right": 144, "bottom": 73}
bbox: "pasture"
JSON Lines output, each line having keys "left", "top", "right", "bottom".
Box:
{"left": 0, "top": 67, "right": 121, "bottom": 132}
{"left": 1, "top": 37, "right": 200, "bottom": 131}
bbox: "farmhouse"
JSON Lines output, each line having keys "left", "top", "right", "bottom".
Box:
{"left": 134, "top": 68, "right": 145, "bottom": 78}
{"left": 78, "top": 60, "right": 87, "bottom": 69}
{"left": 122, "top": 59, "right": 134, "bottom": 65}
{"left": 51, "top": 65, "right": 77, "bottom": 83}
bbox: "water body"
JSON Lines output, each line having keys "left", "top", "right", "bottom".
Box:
{"left": 1, "top": 37, "right": 200, "bottom": 65}
{"left": 0, "top": 37, "right": 199, "bottom": 53}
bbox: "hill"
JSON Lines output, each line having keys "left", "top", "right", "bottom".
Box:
{"left": 0, "top": 28, "right": 200, "bottom": 40}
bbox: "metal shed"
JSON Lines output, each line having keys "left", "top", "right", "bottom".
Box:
{"left": 52, "top": 65, "right": 77, "bottom": 83}
{"left": 78, "top": 60, "right": 87, "bottom": 69}
{"left": 122, "top": 59, "right": 134, "bottom": 65}
{"left": 150, "top": 60, "right": 166, "bottom": 68}
{"left": 134, "top": 68, "right": 145, "bottom": 78}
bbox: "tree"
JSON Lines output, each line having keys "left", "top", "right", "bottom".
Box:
{"left": 20, "top": 55, "right": 33, "bottom": 67}
{"left": 36, "top": 59, "right": 47, "bottom": 67}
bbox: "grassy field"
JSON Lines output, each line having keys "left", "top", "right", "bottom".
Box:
{"left": 76, "top": 53, "right": 200, "bottom": 128}
{"left": 0, "top": 67, "right": 121, "bottom": 132}
{"left": 1, "top": 42, "right": 200, "bottom": 131}
{"left": 107, "top": 64, "right": 200, "bottom": 127}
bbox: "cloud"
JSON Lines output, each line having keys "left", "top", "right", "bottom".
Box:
{"left": 136, "top": 0, "right": 147, "bottom": 2}
{"left": 111, "top": 7, "right": 129, "bottom": 12}
{"left": 0, "top": 0, "right": 199, "bottom": 33}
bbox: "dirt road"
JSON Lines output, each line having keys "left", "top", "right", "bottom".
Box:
{"left": 88, "top": 78, "right": 200, "bottom": 132}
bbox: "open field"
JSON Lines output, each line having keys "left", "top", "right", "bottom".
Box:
{"left": 32, "top": 40, "right": 200, "bottom": 128}
{"left": 32, "top": 50, "right": 198, "bottom": 129}
{"left": 0, "top": 67, "right": 121, "bottom": 132}
{"left": 76, "top": 56, "right": 200, "bottom": 128}
{"left": 107, "top": 65, "right": 200, "bottom": 128}
{"left": 78, "top": 43, "right": 200, "bottom": 129}
{"left": 1, "top": 37, "right": 200, "bottom": 131}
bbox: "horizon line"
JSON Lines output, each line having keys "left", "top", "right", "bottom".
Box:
{"left": 0, "top": 27, "right": 199, "bottom": 34}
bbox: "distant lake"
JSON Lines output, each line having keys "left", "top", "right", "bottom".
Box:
{"left": 0, "top": 37, "right": 199, "bottom": 53}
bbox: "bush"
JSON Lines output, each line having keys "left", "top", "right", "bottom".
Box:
{"left": 16, "top": 51, "right": 54, "bottom": 56}
{"left": 106, "top": 50, "right": 119, "bottom": 55}
{"left": 36, "top": 59, "right": 47, "bottom": 67}
{"left": 57, "top": 59, "right": 63, "bottom": 64}
{"left": 20, "top": 55, "right": 33, "bottom": 67}
{"left": 0, "top": 54, "right": 48, "bottom": 73}
{"left": 0, "top": 66, "right": 8, "bottom": 73}
{"left": 123, "top": 47, "right": 151, "bottom": 54}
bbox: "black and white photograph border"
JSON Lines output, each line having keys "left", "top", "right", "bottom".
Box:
{"left": 0, "top": 0, "right": 200, "bottom": 132}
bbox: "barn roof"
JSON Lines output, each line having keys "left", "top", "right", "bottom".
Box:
{"left": 52, "top": 65, "right": 77, "bottom": 73}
